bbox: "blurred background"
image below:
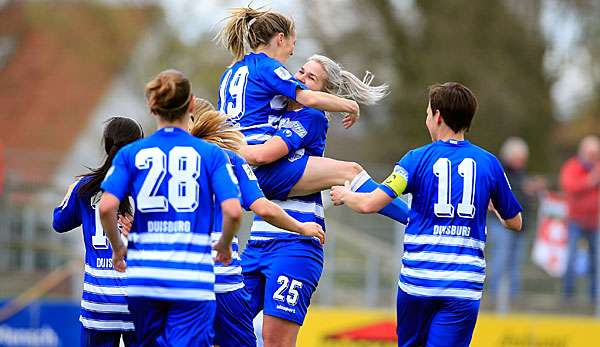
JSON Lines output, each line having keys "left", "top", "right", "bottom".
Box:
{"left": 0, "top": 0, "right": 599, "bottom": 346}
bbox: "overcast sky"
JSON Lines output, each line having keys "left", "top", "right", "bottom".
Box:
{"left": 149, "top": 0, "right": 588, "bottom": 120}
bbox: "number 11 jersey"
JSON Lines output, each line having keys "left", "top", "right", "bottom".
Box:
{"left": 101, "top": 127, "right": 240, "bottom": 302}
{"left": 380, "top": 140, "right": 522, "bottom": 300}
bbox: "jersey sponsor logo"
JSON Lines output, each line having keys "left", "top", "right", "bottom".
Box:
{"left": 147, "top": 220, "right": 192, "bottom": 233}
{"left": 242, "top": 164, "right": 258, "bottom": 180}
{"left": 274, "top": 66, "right": 292, "bottom": 80}
{"left": 432, "top": 224, "right": 471, "bottom": 237}
{"left": 283, "top": 129, "right": 293, "bottom": 138}
{"left": 279, "top": 119, "right": 308, "bottom": 138}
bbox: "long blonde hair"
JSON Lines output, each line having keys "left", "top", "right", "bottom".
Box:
{"left": 189, "top": 98, "right": 245, "bottom": 153}
{"left": 309, "top": 55, "right": 389, "bottom": 105}
{"left": 216, "top": 6, "right": 295, "bottom": 62}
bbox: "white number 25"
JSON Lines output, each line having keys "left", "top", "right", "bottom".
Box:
{"left": 273, "top": 275, "right": 303, "bottom": 306}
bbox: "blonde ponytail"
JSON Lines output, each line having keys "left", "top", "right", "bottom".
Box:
{"left": 216, "top": 6, "right": 295, "bottom": 62}
{"left": 309, "top": 55, "right": 389, "bottom": 105}
{"left": 189, "top": 98, "right": 245, "bottom": 153}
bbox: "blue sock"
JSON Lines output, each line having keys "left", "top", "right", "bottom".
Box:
{"left": 351, "top": 171, "right": 409, "bottom": 224}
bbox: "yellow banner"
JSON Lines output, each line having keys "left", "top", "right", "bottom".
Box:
{"left": 298, "top": 308, "right": 600, "bottom": 347}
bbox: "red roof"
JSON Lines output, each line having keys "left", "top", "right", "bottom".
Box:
{"left": 0, "top": 2, "right": 156, "bottom": 189}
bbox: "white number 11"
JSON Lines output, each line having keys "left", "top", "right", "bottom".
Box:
{"left": 433, "top": 158, "right": 476, "bottom": 219}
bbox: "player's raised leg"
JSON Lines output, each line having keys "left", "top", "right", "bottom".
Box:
{"left": 288, "top": 156, "right": 409, "bottom": 223}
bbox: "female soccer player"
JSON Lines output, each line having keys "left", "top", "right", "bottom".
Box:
{"left": 216, "top": 8, "right": 407, "bottom": 223}
{"left": 188, "top": 98, "right": 325, "bottom": 347}
{"left": 216, "top": 6, "right": 360, "bottom": 148}
{"left": 331, "top": 83, "right": 523, "bottom": 347}
{"left": 53, "top": 116, "right": 143, "bottom": 347}
{"left": 231, "top": 54, "right": 391, "bottom": 347}
{"left": 98, "top": 69, "right": 242, "bottom": 347}
{"left": 240, "top": 55, "right": 409, "bottom": 224}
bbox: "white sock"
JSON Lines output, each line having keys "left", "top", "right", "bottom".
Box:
{"left": 350, "top": 170, "right": 371, "bottom": 192}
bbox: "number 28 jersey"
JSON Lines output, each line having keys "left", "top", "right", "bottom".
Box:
{"left": 217, "top": 52, "right": 306, "bottom": 145}
{"left": 101, "top": 127, "right": 240, "bottom": 302}
{"left": 380, "top": 140, "right": 522, "bottom": 300}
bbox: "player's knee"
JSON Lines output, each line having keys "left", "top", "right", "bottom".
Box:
{"left": 263, "top": 331, "right": 292, "bottom": 347}
{"left": 343, "top": 161, "right": 364, "bottom": 181}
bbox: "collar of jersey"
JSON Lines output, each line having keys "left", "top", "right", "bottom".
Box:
{"left": 156, "top": 127, "right": 187, "bottom": 135}
{"left": 435, "top": 139, "right": 470, "bottom": 146}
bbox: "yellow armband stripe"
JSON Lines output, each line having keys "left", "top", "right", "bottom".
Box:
{"left": 382, "top": 165, "right": 408, "bottom": 196}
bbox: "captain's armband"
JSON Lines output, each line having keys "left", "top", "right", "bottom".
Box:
{"left": 382, "top": 165, "right": 408, "bottom": 197}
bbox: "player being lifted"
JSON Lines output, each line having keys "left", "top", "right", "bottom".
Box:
{"left": 99, "top": 70, "right": 242, "bottom": 346}
{"left": 331, "top": 82, "right": 522, "bottom": 347}
{"left": 217, "top": 6, "right": 408, "bottom": 224}
{"left": 188, "top": 98, "right": 325, "bottom": 347}
{"left": 53, "top": 117, "right": 143, "bottom": 347}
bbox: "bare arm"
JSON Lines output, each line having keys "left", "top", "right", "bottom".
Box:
{"left": 213, "top": 198, "right": 242, "bottom": 265}
{"left": 331, "top": 181, "right": 394, "bottom": 214}
{"left": 240, "top": 137, "right": 289, "bottom": 166}
{"left": 250, "top": 198, "right": 325, "bottom": 244}
{"left": 495, "top": 209, "right": 522, "bottom": 232}
{"left": 99, "top": 192, "right": 127, "bottom": 272}
{"left": 296, "top": 89, "right": 360, "bottom": 128}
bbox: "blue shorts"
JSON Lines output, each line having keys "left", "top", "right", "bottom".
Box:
{"left": 80, "top": 327, "right": 137, "bottom": 347}
{"left": 127, "top": 297, "right": 215, "bottom": 347}
{"left": 396, "top": 288, "right": 480, "bottom": 347}
{"left": 214, "top": 288, "right": 257, "bottom": 347}
{"left": 253, "top": 155, "right": 308, "bottom": 200}
{"left": 241, "top": 238, "right": 323, "bottom": 325}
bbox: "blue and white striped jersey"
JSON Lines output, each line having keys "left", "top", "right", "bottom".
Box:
{"left": 250, "top": 107, "right": 329, "bottom": 241}
{"left": 212, "top": 150, "right": 264, "bottom": 293}
{"left": 380, "top": 140, "right": 522, "bottom": 300}
{"left": 217, "top": 52, "right": 306, "bottom": 145}
{"left": 53, "top": 177, "right": 133, "bottom": 331}
{"left": 101, "top": 127, "right": 240, "bottom": 302}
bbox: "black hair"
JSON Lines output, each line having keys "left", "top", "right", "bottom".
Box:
{"left": 77, "top": 117, "right": 144, "bottom": 215}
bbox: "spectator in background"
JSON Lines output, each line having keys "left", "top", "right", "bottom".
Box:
{"left": 488, "top": 137, "right": 546, "bottom": 301}
{"left": 561, "top": 135, "right": 600, "bottom": 303}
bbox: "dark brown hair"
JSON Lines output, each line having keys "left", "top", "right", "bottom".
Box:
{"left": 78, "top": 117, "right": 144, "bottom": 215}
{"left": 145, "top": 69, "right": 192, "bottom": 121}
{"left": 428, "top": 82, "right": 478, "bottom": 133}
{"left": 216, "top": 7, "right": 295, "bottom": 62}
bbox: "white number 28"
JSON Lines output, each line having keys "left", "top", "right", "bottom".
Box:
{"left": 135, "top": 146, "right": 201, "bottom": 213}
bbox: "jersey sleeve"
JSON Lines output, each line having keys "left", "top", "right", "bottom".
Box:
{"left": 100, "top": 149, "right": 132, "bottom": 201}
{"left": 274, "top": 109, "right": 325, "bottom": 153}
{"left": 490, "top": 158, "right": 523, "bottom": 219}
{"left": 52, "top": 179, "right": 82, "bottom": 232}
{"left": 380, "top": 151, "right": 416, "bottom": 198}
{"left": 231, "top": 154, "right": 265, "bottom": 210}
{"left": 259, "top": 62, "right": 307, "bottom": 100}
{"left": 209, "top": 146, "right": 241, "bottom": 205}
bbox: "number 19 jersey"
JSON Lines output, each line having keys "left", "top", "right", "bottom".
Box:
{"left": 217, "top": 52, "right": 306, "bottom": 145}
{"left": 380, "top": 140, "right": 522, "bottom": 300}
{"left": 101, "top": 127, "right": 240, "bottom": 302}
